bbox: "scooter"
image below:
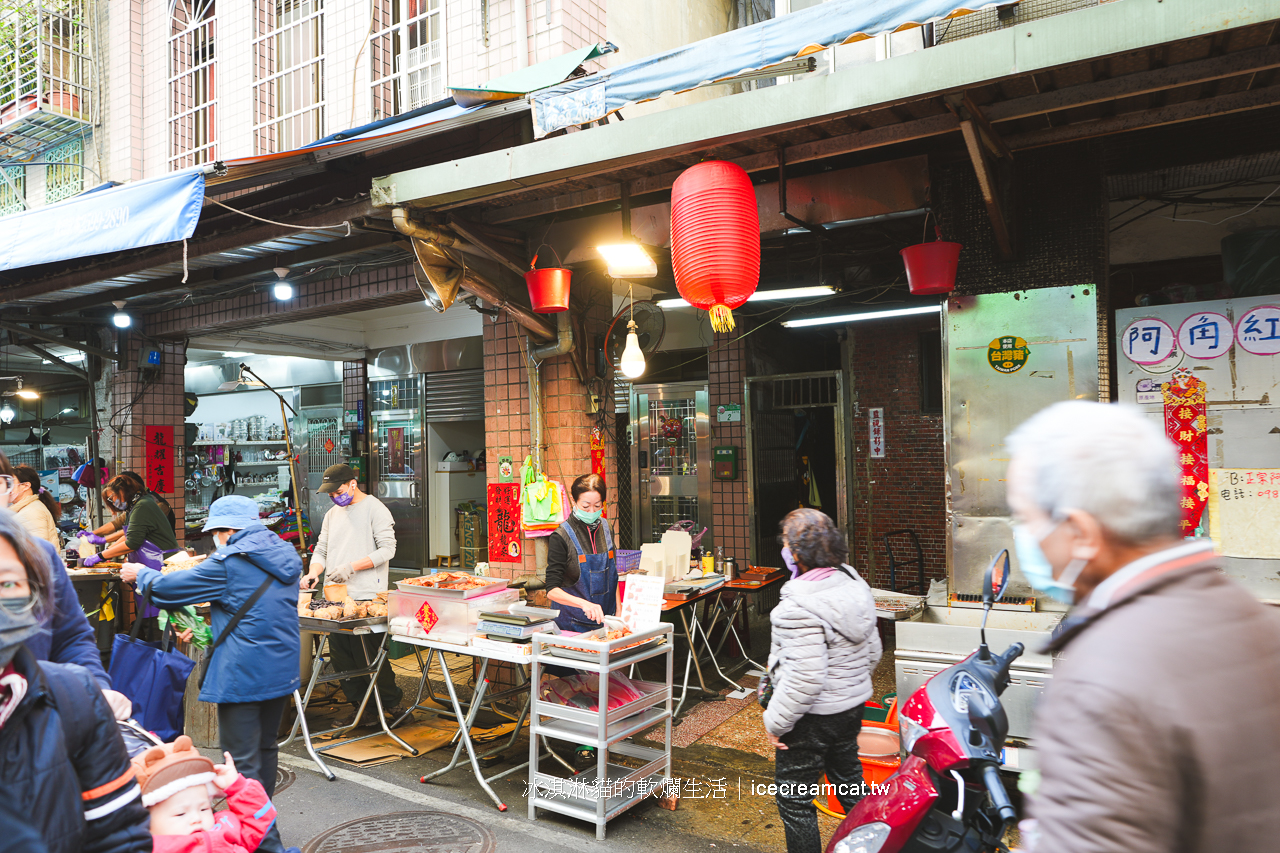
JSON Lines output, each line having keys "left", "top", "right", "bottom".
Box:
{"left": 825, "top": 550, "right": 1024, "bottom": 853}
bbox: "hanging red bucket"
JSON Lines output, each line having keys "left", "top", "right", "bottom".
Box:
{"left": 525, "top": 246, "right": 572, "bottom": 314}
{"left": 900, "top": 240, "right": 963, "bottom": 295}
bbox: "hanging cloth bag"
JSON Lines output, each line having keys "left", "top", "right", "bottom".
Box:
{"left": 107, "top": 591, "right": 196, "bottom": 740}
{"left": 521, "top": 456, "right": 561, "bottom": 527}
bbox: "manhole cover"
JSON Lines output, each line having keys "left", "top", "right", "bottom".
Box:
{"left": 275, "top": 766, "right": 296, "bottom": 795}
{"left": 301, "top": 812, "right": 496, "bottom": 853}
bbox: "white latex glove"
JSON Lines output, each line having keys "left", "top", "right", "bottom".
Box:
{"left": 326, "top": 563, "right": 355, "bottom": 583}
{"left": 102, "top": 689, "right": 133, "bottom": 721}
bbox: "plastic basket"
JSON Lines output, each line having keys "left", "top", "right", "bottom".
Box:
{"left": 616, "top": 549, "right": 642, "bottom": 574}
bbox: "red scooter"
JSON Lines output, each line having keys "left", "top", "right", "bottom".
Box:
{"left": 825, "top": 551, "right": 1023, "bottom": 853}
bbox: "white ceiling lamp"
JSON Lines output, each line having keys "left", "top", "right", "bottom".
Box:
{"left": 618, "top": 282, "right": 647, "bottom": 379}
{"left": 111, "top": 300, "right": 132, "bottom": 328}
{"left": 0, "top": 402, "right": 13, "bottom": 424}
{"left": 781, "top": 304, "right": 941, "bottom": 329}
{"left": 14, "top": 388, "right": 38, "bottom": 400}
{"left": 221, "top": 351, "right": 253, "bottom": 358}
{"left": 597, "top": 243, "right": 657, "bottom": 279}
{"left": 658, "top": 285, "right": 833, "bottom": 308}
{"left": 272, "top": 267, "right": 294, "bottom": 301}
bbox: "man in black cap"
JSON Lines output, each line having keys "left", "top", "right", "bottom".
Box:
{"left": 301, "top": 463, "right": 402, "bottom": 710}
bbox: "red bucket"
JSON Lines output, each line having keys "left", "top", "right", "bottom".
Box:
{"left": 900, "top": 241, "right": 962, "bottom": 295}
{"left": 525, "top": 267, "right": 571, "bottom": 313}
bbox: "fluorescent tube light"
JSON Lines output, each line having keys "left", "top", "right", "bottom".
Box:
{"left": 782, "top": 304, "right": 941, "bottom": 328}
{"left": 657, "top": 285, "right": 834, "bottom": 309}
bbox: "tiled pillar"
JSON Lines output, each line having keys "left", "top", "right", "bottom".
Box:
{"left": 107, "top": 337, "right": 188, "bottom": 546}
{"left": 482, "top": 309, "right": 616, "bottom": 582}
{"left": 709, "top": 328, "right": 750, "bottom": 561}
{"left": 342, "top": 360, "right": 368, "bottom": 487}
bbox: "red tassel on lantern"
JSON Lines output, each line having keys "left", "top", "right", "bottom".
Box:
{"left": 670, "top": 161, "right": 760, "bottom": 332}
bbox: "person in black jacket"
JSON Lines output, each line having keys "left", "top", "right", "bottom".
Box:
{"left": 0, "top": 512, "right": 151, "bottom": 853}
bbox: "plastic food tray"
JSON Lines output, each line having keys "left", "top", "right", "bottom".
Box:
{"left": 545, "top": 630, "right": 666, "bottom": 662}
{"left": 394, "top": 577, "right": 510, "bottom": 599}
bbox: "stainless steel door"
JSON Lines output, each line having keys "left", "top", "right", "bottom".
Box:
{"left": 369, "top": 374, "right": 426, "bottom": 568}
{"left": 301, "top": 406, "right": 345, "bottom": 541}
{"left": 630, "top": 383, "right": 712, "bottom": 547}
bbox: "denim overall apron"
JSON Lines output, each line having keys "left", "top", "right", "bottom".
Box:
{"left": 552, "top": 520, "right": 619, "bottom": 633}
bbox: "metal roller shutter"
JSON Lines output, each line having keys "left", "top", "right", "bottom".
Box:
{"left": 424, "top": 369, "right": 484, "bottom": 421}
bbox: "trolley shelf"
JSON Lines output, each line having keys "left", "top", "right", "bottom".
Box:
{"left": 533, "top": 705, "right": 670, "bottom": 747}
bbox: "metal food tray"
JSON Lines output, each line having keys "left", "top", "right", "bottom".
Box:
{"left": 545, "top": 630, "right": 666, "bottom": 662}
{"left": 870, "top": 587, "right": 926, "bottom": 621}
{"left": 299, "top": 615, "right": 387, "bottom": 630}
{"left": 394, "top": 577, "right": 510, "bottom": 599}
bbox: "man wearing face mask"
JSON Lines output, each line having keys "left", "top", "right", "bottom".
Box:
{"left": 1006, "top": 401, "right": 1280, "bottom": 853}
{"left": 121, "top": 495, "right": 301, "bottom": 853}
{"left": 300, "top": 463, "right": 401, "bottom": 710}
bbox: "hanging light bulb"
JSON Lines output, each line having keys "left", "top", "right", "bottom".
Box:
{"left": 111, "top": 300, "right": 132, "bottom": 328}
{"left": 272, "top": 266, "right": 294, "bottom": 301}
{"left": 0, "top": 402, "right": 14, "bottom": 425}
{"left": 619, "top": 321, "right": 647, "bottom": 378}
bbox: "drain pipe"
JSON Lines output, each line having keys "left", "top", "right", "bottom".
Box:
{"left": 392, "top": 207, "right": 555, "bottom": 341}
{"left": 531, "top": 311, "right": 574, "bottom": 361}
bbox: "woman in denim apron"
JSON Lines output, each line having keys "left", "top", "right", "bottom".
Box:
{"left": 82, "top": 475, "right": 181, "bottom": 622}
{"left": 544, "top": 473, "right": 618, "bottom": 766}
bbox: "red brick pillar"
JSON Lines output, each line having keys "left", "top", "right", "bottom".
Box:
{"left": 108, "top": 337, "right": 188, "bottom": 546}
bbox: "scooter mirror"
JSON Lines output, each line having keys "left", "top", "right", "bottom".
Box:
{"left": 983, "top": 549, "right": 1011, "bottom": 607}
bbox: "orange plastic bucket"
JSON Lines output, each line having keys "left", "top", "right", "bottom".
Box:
{"left": 815, "top": 721, "right": 902, "bottom": 817}
{"left": 900, "top": 240, "right": 962, "bottom": 295}
{"left": 525, "top": 267, "right": 571, "bottom": 313}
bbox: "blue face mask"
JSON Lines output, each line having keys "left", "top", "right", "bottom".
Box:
{"left": 1012, "top": 522, "right": 1086, "bottom": 605}
{"left": 781, "top": 546, "right": 800, "bottom": 580}
{"left": 573, "top": 508, "right": 602, "bottom": 526}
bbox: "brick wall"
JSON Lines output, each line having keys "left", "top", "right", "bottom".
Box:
{"left": 709, "top": 328, "right": 749, "bottom": 560}
{"left": 107, "top": 337, "right": 189, "bottom": 546}
{"left": 482, "top": 308, "right": 615, "bottom": 581}
{"left": 848, "top": 315, "right": 945, "bottom": 590}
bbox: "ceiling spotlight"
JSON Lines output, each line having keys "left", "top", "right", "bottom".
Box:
{"left": 597, "top": 243, "right": 657, "bottom": 279}
{"left": 0, "top": 403, "right": 13, "bottom": 425}
{"left": 15, "top": 389, "right": 38, "bottom": 400}
{"left": 111, "top": 300, "right": 132, "bottom": 328}
{"left": 273, "top": 266, "right": 294, "bottom": 301}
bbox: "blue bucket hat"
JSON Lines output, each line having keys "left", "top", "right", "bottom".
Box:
{"left": 203, "top": 494, "right": 261, "bottom": 532}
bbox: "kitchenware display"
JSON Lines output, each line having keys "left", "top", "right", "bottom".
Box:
{"left": 199, "top": 451, "right": 210, "bottom": 465}
{"left": 185, "top": 478, "right": 197, "bottom": 492}
{"left": 234, "top": 451, "right": 243, "bottom": 463}
{"left": 186, "top": 454, "right": 199, "bottom": 467}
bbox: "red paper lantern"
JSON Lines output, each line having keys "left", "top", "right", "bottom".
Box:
{"left": 670, "top": 161, "right": 760, "bottom": 332}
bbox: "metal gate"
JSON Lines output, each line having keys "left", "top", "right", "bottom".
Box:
{"left": 300, "top": 406, "right": 345, "bottom": 537}
{"left": 745, "top": 372, "right": 848, "bottom": 567}
{"left": 629, "top": 383, "right": 712, "bottom": 547}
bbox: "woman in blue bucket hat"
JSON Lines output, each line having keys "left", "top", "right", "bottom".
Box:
{"left": 122, "top": 494, "right": 300, "bottom": 853}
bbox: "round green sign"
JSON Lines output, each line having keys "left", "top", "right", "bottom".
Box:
{"left": 988, "top": 336, "right": 1030, "bottom": 374}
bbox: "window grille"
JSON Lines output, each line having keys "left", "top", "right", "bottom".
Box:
{"left": 253, "top": 0, "right": 325, "bottom": 154}
{"left": 0, "top": 166, "right": 25, "bottom": 215}
{"left": 370, "top": 0, "right": 444, "bottom": 121}
{"left": 44, "top": 137, "right": 81, "bottom": 203}
{"left": 168, "top": 0, "right": 217, "bottom": 170}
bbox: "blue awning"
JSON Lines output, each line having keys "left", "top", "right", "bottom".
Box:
{"left": 531, "top": 0, "right": 1000, "bottom": 137}
{"left": 0, "top": 169, "right": 205, "bottom": 271}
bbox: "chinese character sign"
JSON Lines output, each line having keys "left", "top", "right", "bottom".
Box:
{"left": 986, "top": 335, "right": 1030, "bottom": 374}
{"left": 386, "top": 427, "right": 405, "bottom": 475}
{"left": 1161, "top": 368, "right": 1207, "bottom": 535}
{"left": 868, "top": 408, "right": 885, "bottom": 459}
{"left": 1121, "top": 317, "right": 1176, "bottom": 365}
{"left": 1206, "top": 469, "right": 1280, "bottom": 559}
{"left": 487, "top": 482, "right": 521, "bottom": 563}
{"left": 144, "top": 424, "right": 175, "bottom": 494}
{"left": 1235, "top": 305, "right": 1280, "bottom": 355}
{"left": 1177, "top": 312, "right": 1232, "bottom": 359}
{"left": 590, "top": 427, "right": 608, "bottom": 518}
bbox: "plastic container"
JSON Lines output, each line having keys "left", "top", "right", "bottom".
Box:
{"left": 900, "top": 240, "right": 962, "bottom": 295}
{"left": 616, "top": 549, "right": 642, "bottom": 574}
{"left": 525, "top": 267, "right": 572, "bottom": 313}
{"left": 390, "top": 585, "right": 519, "bottom": 640}
{"left": 816, "top": 721, "right": 902, "bottom": 816}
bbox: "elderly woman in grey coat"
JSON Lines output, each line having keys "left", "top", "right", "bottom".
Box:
{"left": 763, "top": 508, "right": 881, "bottom": 853}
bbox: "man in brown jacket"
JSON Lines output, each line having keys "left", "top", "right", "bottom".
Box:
{"left": 1006, "top": 401, "right": 1280, "bottom": 853}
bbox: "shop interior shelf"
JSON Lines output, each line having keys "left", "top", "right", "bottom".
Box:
{"left": 191, "top": 439, "right": 288, "bottom": 446}
{"left": 234, "top": 461, "right": 288, "bottom": 466}
{"left": 533, "top": 704, "right": 668, "bottom": 748}
{"left": 536, "top": 679, "right": 670, "bottom": 728}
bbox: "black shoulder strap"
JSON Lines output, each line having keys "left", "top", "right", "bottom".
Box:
{"left": 44, "top": 666, "right": 96, "bottom": 763}
{"left": 210, "top": 574, "right": 275, "bottom": 652}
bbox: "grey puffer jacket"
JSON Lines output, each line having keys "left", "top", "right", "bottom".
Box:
{"left": 763, "top": 565, "right": 881, "bottom": 737}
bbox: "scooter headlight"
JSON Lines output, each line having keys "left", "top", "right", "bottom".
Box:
{"left": 832, "top": 821, "right": 892, "bottom": 853}
{"left": 899, "top": 714, "right": 928, "bottom": 754}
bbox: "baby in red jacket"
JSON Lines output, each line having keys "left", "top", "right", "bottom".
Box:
{"left": 131, "top": 735, "right": 277, "bottom": 853}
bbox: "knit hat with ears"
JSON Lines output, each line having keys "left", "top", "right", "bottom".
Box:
{"left": 130, "top": 735, "right": 217, "bottom": 807}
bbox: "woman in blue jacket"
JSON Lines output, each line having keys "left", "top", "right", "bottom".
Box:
{"left": 122, "top": 494, "right": 300, "bottom": 853}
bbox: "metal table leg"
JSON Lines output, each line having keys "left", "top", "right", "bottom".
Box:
{"left": 419, "top": 648, "right": 508, "bottom": 811}
{"left": 289, "top": 689, "right": 335, "bottom": 781}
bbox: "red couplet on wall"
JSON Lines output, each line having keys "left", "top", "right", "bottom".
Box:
{"left": 144, "top": 425, "right": 175, "bottom": 494}
{"left": 670, "top": 160, "right": 760, "bottom": 333}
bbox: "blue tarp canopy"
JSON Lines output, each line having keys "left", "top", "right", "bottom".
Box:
{"left": 0, "top": 169, "right": 205, "bottom": 272}
{"left": 531, "top": 0, "right": 999, "bottom": 137}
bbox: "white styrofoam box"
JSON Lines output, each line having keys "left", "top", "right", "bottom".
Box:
{"left": 661, "top": 530, "right": 692, "bottom": 582}
{"left": 639, "top": 543, "right": 667, "bottom": 581}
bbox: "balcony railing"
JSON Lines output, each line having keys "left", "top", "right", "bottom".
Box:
{"left": 0, "top": 0, "right": 93, "bottom": 160}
